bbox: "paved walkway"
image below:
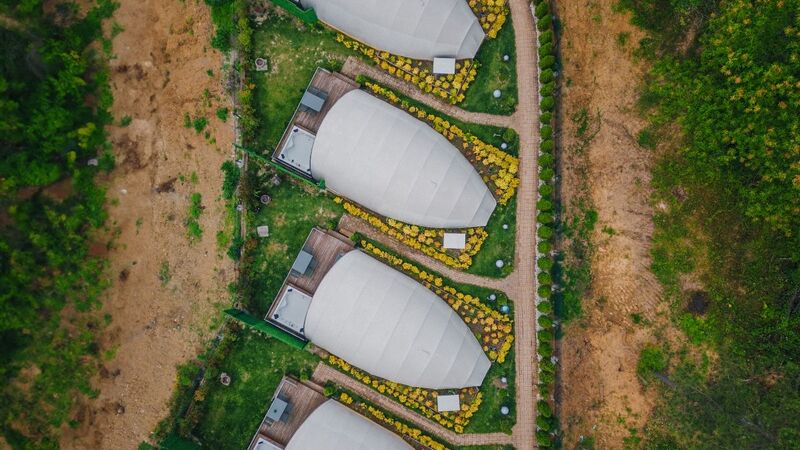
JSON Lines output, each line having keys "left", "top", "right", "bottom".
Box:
{"left": 342, "top": 57, "right": 515, "bottom": 129}
{"left": 334, "top": 2, "right": 541, "bottom": 447}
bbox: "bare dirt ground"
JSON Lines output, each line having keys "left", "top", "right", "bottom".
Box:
{"left": 58, "top": 1, "right": 234, "bottom": 448}
{"left": 556, "top": 1, "right": 678, "bottom": 447}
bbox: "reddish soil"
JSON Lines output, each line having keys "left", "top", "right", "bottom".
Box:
{"left": 58, "top": 1, "right": 235, "bottom": 448}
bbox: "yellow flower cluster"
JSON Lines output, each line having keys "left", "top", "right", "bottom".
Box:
{"left": 338, "top": 392, "right": 451, "bottom": 450}
{"left": 361, "top": 240, "right": 514, "bottom": 363}
{"left": 330, "top": 355, "right": 480, "bottom": 432}
{"left": 336, "top": 33, "right": 477, "bottom": 104}
{"left": 365, "top": 82, "right": 520, "bottom": 205}
{"left": 469, "top": 0, "right": 509, "bottom": 39}
{"left": 338, "top": 199, "right": 485, "bottom": 269}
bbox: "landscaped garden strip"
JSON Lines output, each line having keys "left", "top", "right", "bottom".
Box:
{"left": 532, "top": 0, "right": 560, "bottom": 448}
{"left": 330, "top": 0, "right": 509, "bottom": 105}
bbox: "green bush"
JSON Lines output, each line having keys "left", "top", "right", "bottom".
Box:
{"left": 539, "top": 382, "right": 550, "bottom": 398}
{"left": 539, "top": 314, "right": 553, "bottom": 328}
{"left": 540, "top": 69, "right": 554, "bottom": 83}
{"left": 538, "top": 225, "right": 554, "bottom": 239}
{"left": 539, "top": 153, "right": 555, "bottom": 168}
{"left": 538, "top": 271, "right": 553, "bottom": 285}
{"left": 538, "top": 400, "right": 553, "bottom": 418}
{"left": 540, "top": 139, "right": 554, "bottom": 152}
{"left": 537, "top": 257, "right": 553, "bottom": 270}
{"left": 538, "top": 301, "right": 553, "bottom": 314}
{"left": 537, "top": 414, "right": 554, "bottom": 431}
{"left": 535, "top": 2, "right": 550, "bottom": 18}
{"left": 537, "top": 199, "right": 553, "bottom": 211}
{"left": 538, "top": 285, "right": 552, "bottom": 298}
{"left": 538, "top": 212, "right": 554, "bottom": 224}
{"left": 539, "top": 43, "right": 554, "bottom": 58}
{"left": 538, "top": 434, "right": 553, "bottom": 448}
{"left": 540, "top": 55, "right": 556, "bottom": 69}
{"left": 538, "top": 241, "right": 552, "bottom": 253}
{"left": 540, "top": 82, "right": 555, "bottom": 96}
{"left": 537, "top": 15, "right": 552, "bottom": 31}
{"left": 220, "top": 161, "right": 240, "bottom": 200}
{"left": 539, "top": 182, "right": 553, "bottom": 196}
{"left": 541, "top": 125, "right": 553, "bottom": 139}
{"left": 539, "top": 342, "right": 554, "bottom": 359}
{"left": 540, "top": 111, "right": 552, "bottom": 124}
{"left": 538, "top": 330, "right": 554, "bottom": 343}
{"left": 540, "top": 167, "right": 555, "bottom": 180}
{"left": 541, "top": 96, "right": 555, "bottom": 111}
{"left": 539, "top": 30, "right": 553, "bottom": 45}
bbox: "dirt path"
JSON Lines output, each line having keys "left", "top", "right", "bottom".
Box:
{"left": 555, "top": 1, "right": 670, "bottom": 447}
{"left": 58, "top": 1, "right": 235, "bottom": 448}
{"left": 312, "top": 364, "right": 514, "bottom": 446}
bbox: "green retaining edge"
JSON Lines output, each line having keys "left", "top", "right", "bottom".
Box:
{"left": 224, "top": 308, "right": 308, "bottom": 350}
{"left": 267, "top": 0, "right": 318, "bottom": 24}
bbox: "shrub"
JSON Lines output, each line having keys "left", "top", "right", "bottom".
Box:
{"left": 535, "top": 1, "right": 550, "bottom": 18}
{"left": 192, "top": 116, "right": 208, "bottom": 133}
{"left": 537, "top": 330, "right": 554, "bottom": 343}
{"left": 538, "top": 285, "right": 552, "bottom": 298}
{"left": 540, "top": 83, "right": 555, "bottom": 97}
{"left": 538, "top": 212, "right": 554, "bottom": 224}
{"left": 539, "top": 342, "right": 553, "bottom": 359}
{"left": 537, "top": 15, "right": 552, "bottom": 31}
{"left": 540, "top": 359, "right": 556, "bottom": 374}
{"left": 539, "top": 43, "right": 554, "bottom": 58}
{"left": 540, "top": 167, "right": 555, "bottom": 180}
{"left": 537, "top": 199, "right": 553, "bottom": 211}
{"left": 538, "top": 400, "right": 553, "bottom": 417}
{"left": 539, "top": 153, "right": 555, "bottom": 168}
{"left": 541, "top": 125, "right": 553, "bottom": 139}
{"left": 538, "top": 435, "right": 553, "bottom": 448}
{"left": 538, "top": 225, "right": 554, "bottom": 239}
{"left": 540, "top": 69, "right": 554, "bottom": 83}
{"left": 355, "top": 74, "right": 367, "bottom": 84}
{"left": 540, "top": 55, "right": 556, "bottom": 69}
{"left": 539, "top": 314, "right": 553, "bottom": 327}
{"left": 323, "top": 384, "right": 335, "bottom": 397}
{"left": 540, "top": 111, "right": 552, "bottom": 124}
{"left": 502, "top": 127, "right": 517, "bottom": 142}
{"left": 538, "top": 301, "right": 553, "bottom": 314}
{"left": 539, "top": 183, "right": 553, "bottom": 196}
{"left": 540, "top": 139, "right": 554, "bottom": 152}
{"left": 216, "top": 107, "right": 229, "bottom": 122}
{"left": 537, "top": 257, "right": 553, "bottom": 270}
{"left": 539, "top": 382, "right": 550, "bottom": 398}
{"left": 220, "top": 160, "right": 239, "bottom": 200}
{"left": 541, "top": 96, "right": 555, "bottom": 111}
{"left": 537, "top": 414, "right": 553, "bottom": 432}
{"left": 538, "top": 271, "right": 553, "bottom": 285}
{"left": 539, "top": 30, "right": 553, "bottom": 45}
{"left": 538, "top": 241, "right": 552, "bottom": 254}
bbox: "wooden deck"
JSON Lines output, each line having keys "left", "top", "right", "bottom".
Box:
{"left": 272, "top": 68, "right": 359, "bottom": 164}
{"left": 246, "top": 377, "right": 327, "bottom": 450}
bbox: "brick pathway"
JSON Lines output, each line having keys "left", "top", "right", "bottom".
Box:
{"left": 333, "top": 2, "right": 541, "bottom": 447}
{"left": 312, "top": 364, "right": 514, "bottom": 446}
{"left": 341, "top": 57, "right": 515, "bottom": 129}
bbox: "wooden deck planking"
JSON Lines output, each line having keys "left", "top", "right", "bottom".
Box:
{"left": 248, "top": 378, "right": 327, "bottom": 449}
{"left": 286, "top": 228, "right": 354, "bottom": 295}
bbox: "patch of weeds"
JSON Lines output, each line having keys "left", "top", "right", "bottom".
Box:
{"left": 103, "top": 345, "right": 119, "bottom": 361}
{"left": 186, "top": 192, "right": 203, "bottom": 243}
{"left": 602, "top": 225, "right": 616, "bottom": 236}
{"left": 183, "top": 112, "right": 192, "bottom": 128}
{"left": 135, "top": 217, "right": 143, "bottom": 234}
{"left": 616, "top": 31, "right": 631, "bottom": 47}
{"left": 111, "top": 22, "right": 124, "bottom": 38}
{"left": 215, "top": 107, "right": 229, "bottom": 122}
{"left": 637, "top": 127, "right": 659, "bottom": 149}
{"left": 159, "top": 261, "right": 171, "bottom": 286}
{"left": 190, "top": 171, "right": 199, "bottom": 184}
{"left": 637, "top": 345, "right": 668, "bottom": 379}
{"left": 119, "top": 115, "right": 132, "bottom": 126}
{"left": 206, "top": 69, "right": 214, "bottom": 77}
{"left": 193, "top": 116, "right": 208, "bottom": 134}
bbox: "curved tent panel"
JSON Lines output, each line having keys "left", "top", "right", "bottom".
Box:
{"left": 305, "top": 251, "right": 490, "bottom": 389}
{"left": 300, "top": 0, "right": 484, "bottom": 60}
{"left": 285, "top": 400, "right": 412, "bottom": 450}
{"left": 310, "top": 90, "right": 496, "bottom": 228}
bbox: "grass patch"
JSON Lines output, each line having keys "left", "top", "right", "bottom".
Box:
{"left": 464, "top": 347, "right": 516, "bottom": 434}
{"left": 192, "top": 332, "right": 319, "bottom": 450}
{"left": 467, "top": 199, "right": 517, "bottom": 278}
{"left": 186, "top": 192, "right": 203, "bottom": 243}
{"left": 241, "top": 174, "right": 343, "bottom": 316}
{"left": 250, "top": 15, "right": 356, "bottom": 151}
{"left": 461, "top": 12, "right": 518, "bottom": 115}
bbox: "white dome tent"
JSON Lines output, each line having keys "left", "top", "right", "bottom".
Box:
{"left": 310, "top": 90, "right": 496, "bottom": 228}
{"left": 299, "top": 0, "right": 485, "bottom": 60}
{"left": 305, "top": 251, "right": 491, "bottom": 389}
{"left": 285, "top": 400, "right": 412, "bottom": 450}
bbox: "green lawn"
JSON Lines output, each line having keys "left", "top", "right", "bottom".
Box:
{"left": 464, "top": 347, "right": 517, "bottom": 434}
{"left": 461, "top": 14, "right": 518, "bottom": 116}
{"left": 193, "top": 333, "right": 319, "bottom": 450}
{"left": 468, "top": 198, "right": 517, "bottom": 278}
{"left": 242, "top": 176, "right": 343, "bottom": 316}
{"left": 250, "top": 15, "right": 356, "bottom": 151}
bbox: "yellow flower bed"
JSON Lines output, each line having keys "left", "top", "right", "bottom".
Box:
{"left": 360, "top": 240, "right": 514, "bottom": 364}
{"left": 338, "top": 392, "right": 451, "bottom": 450}
{"left": 336, "top": 197, "right": 486, "bottom": 269}
{"left": 470, "top": 0, "right": 509, "bottom": 39}
{"left": 330, "top": 355, "right": 479, "bottom": 432}
{"left": 364, "top": 81, "right": 520, "bottom": 206}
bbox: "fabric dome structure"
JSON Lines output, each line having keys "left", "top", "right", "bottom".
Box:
{"left": 299, "top": 0, "right": 484, "bottom": 60}
{"left": 305, "top": 251, "right": 491, "bottom": 389}
{"left": 310, "top": 90, "right": 496, "bottom": 228}
{"left": 285, "top": 400, "right": 412, "bottom": 450}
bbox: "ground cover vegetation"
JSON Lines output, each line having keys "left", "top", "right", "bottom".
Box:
{"left": 530, "top": 0, "right": 561, "bottom": 447}
{"left": 0, "top": 1, "right": 118, "bottom": 447}
{"left": 616, "top": 0, "right": 800, "bottom": 448}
